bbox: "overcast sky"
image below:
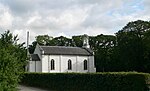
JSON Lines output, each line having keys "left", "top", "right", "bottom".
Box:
{"left": 0, "top": 0, "right": 150, "bottom": 43}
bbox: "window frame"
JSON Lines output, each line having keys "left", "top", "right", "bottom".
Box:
{"left": 51, "top": 59, "right": 55, "bottom": 70}
{"left": 68, "top": 59, "right": 72, "bottom": 70}
{"left": 84, "top": 60, "right": 88, "bottom": 70}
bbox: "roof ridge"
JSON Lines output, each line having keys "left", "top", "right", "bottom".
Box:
{"left": 40, "top": 45, "right": 81, "bottom": 48}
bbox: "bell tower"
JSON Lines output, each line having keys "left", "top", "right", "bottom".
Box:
{"left": 82, "top": 34, "right": 90, "bottom": 48}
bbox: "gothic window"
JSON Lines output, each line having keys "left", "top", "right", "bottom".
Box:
{"left": 84, "top": 60, "right": 87, "bottom": 70}
{"left": 68, "top": 59, "right": 72, "bottom": 70}
{"left": 51, "top": 59, "right": 55, "bottom": 70}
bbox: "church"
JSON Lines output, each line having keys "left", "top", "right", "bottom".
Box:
{"left": 28, "top": 35, "right": 96, "bottom": 73}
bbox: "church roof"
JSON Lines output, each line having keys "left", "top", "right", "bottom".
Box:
{"left": 40, "top": 46, "right": 94, "bottom": 56}
{"left": 31, "top": 54, "right": 40, "bottom": 61}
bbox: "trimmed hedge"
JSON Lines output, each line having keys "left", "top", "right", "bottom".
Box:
{"left": 21, "top": 72, "right": 149, "bottom": 91}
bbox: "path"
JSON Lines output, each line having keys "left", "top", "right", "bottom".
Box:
{"left": 18, "top": 85, "right": 50, "bottom": 91}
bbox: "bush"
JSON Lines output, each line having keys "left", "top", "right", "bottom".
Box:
{"left": 21, "top": 72, "right": 149, "bottom": 91}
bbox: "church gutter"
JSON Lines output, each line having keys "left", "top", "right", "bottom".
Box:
{"left": 35, "top": 61, "right": 36, "bottom": 72}
{"left": 59, "top": 55, "right": 62, "bottom": 72}
{"left": 48, "top": 55, "right": 50, "bottom": 73}
{"left": 76, "top": 56, "right": 78, "bottom": 72}
{"left": 88, "top": 56, "right": 90, "bottom": 73}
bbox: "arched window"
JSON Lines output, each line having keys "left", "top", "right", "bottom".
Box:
{"left": 51, "top": 59, "right": 55, "bottom": 70}
{"left": 68, "top": 59, "right": 72, "bottom": 70}
{"left": 84, "top": 60, "right": 87, "bottom": 70}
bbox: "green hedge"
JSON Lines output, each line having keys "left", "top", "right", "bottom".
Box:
{"left": 21, "top": 72, "right": 149, "bottom": 91}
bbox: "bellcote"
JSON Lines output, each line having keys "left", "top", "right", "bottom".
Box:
{"left": 82, "top": 34, "right": 90, "bottom": 48}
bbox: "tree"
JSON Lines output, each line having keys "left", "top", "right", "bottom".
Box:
{"left": 53, "top": 36, "right": 73, "bottom": 46}
{"left": 116, "top": 20, "right": 150, "bottom": 72}
{"left": 36, "top": 35, "right": 53, "bottom": 45}
{"left": 29, "top": 41, "right": 37, "bottom": 54}
{"left": 90, "top": 34, "right": 117, "bottom": 72}
{"left": 72, "top": 35, "right": 83, "bottom": 47}
{"left": 0, "top": 31, "right": 26, "bottom": 90}
{"left": 143, "top": 29, "right": 150, "bottom": 72}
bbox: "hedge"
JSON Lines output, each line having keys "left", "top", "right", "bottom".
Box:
{"left": 21, "top": 72, "right": 150, "bottom": 91}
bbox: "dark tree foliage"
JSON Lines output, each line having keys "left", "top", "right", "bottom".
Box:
{"left": 116, "top": 20, "right": 150, "bottom": 72}
{"left": 0, "top": 31, "right": 26, "bottom": 90}
{"left": 143, "top": 30, "right": 150, "bottom": 72}
{"left": 28, "top": 41, "right": 37, "bottom": 54}
{"left": 36, "top": 35, "right": 53, "bottom": 45}
{"left": 53, "top": 36, "right": 73, "bottom": 46}
{"left": 90, "top": 34, "right": 117, "bottom": 72}
{"left": 72, "top": 35, "right": 83, "bottom": 47}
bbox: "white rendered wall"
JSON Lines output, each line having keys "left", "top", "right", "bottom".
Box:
{"left": 89, "top": 56, "right": 96, "bottom": 72}
{"left": 29, "top": 61, "right": 41, "bottom": 72}
{"left": 42, "top": 55, "right": 48, "bottom": 72}
{"left": 61, "top": 55, "right": 77, "bottom": 72}
{"left": 41, "top": 55, "right": 95, "bottom": 73}
{"left": 48, "top": 55, "right": 60, "bottom": 73}
{"left": 77, "top": 56, "right": 88, "bottom": 73}
{"left": 36, "top": 61, "right": 42, "bottom": 72}
{"left": 29, "top": 61, "right": 35, "bottom": 72}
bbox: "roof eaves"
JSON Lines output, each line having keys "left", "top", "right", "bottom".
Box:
{"left": 42, "top": 53, "right": 91, "bottom": 56}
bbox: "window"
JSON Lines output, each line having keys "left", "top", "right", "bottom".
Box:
{"left": 51, "top": 59, "right": 55, "bottom": 70}
{"left": 84, "top": 60, "right": 87, "bottom": 70}
{"left": 68, "top": 59, "right": 72, "bottom": 70}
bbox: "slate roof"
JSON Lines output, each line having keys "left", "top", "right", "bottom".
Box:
{"left": 40, "top": 46, "right": 93, "bottom": 56}
{"left": 31, "top": 54, "right": 40, "bottom": 61}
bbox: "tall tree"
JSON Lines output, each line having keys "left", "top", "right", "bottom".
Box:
{"left": 0, "top": 31, "right": 26, "bottom": 90}
{"left": 143, "top": 29, "right": 150, "bottom": 72}
{"left": 116, "top": 20, "right": 150, "bottom": 72}
{"left": 91, "top": 34, "right": 117, "bottom": 72}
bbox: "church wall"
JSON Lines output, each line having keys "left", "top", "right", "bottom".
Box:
{"left": 40, "top": 54, "right": 96, "bottom": 73}
{"left": 36, "top": 61, "right": 42, "bottom": 72}
{"left": 77, "top": 56, "right": 89, "bottom": 73}
{"left": 42, "top": 55, "right": 48, "bottom": 72}
{"left": 88, "top": 56, "right": 96, "bottom": 72}
{"left": 29, "top": 61, "right": 42, "bottom": 72}
{"left": 29, "top": 61, "right": 35, "bottom": 72}
{"left": 48, "top": 55, "right": 60, "bottom": 73}
{"left": 61, "top": 55, "right": 77, "bottom": 72}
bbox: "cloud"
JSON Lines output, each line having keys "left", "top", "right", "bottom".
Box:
{"left": 0, "top": 4, "right": 13, "bottom": 30}
{"left": 0, "top": 0, "right": 149, "bottom": 44}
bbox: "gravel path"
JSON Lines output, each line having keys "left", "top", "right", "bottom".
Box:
{"left": 18, "top": 85, "right": 50, "bottom": 91}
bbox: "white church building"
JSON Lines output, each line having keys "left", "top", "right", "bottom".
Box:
{"left": 28, "top": 35, "right": 96, "bottom": 73}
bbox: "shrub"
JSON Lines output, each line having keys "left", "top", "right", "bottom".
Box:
{"left": 21, "top": 72, "right": 149, "bottom": 91}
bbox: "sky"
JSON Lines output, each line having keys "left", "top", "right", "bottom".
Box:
{"left": 0, "top": 0, "right": 150, "bottom": 43}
